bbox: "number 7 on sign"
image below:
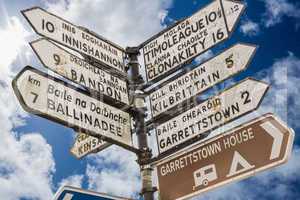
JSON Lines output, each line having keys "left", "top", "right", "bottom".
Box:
{"left": 30, "top": 92, "right": 38, "bottom": 103}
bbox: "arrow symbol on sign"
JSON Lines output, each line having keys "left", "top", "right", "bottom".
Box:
{"left": 260, "top": 121, "right": 284, "bottom": 160}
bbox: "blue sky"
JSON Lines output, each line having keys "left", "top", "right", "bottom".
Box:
{"left": 0, "top": 0, "right": 299, "bottom": 199}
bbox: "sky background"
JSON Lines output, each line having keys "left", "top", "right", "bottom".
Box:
{"left": 0, "top": 0, "right": 300, "bottom": 199}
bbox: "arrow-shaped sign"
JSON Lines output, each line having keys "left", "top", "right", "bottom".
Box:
{"left": 156, "top": 78, "right": 269, "bottom": 154}
{"left": 53, "top": 185, "right": 131, "bottom": 200}
{"left": 70, "top": 132, "right": 111, "bottom": 159}
{"left": 141, "top": 0, "right": 245, "bottom": 82}
{"left": 149, "top": 43, "right": 257, "bottom": 118}
{"left": 12, "top": 66, "right": 136, "bottom": 152}
{"left": 22, "top": 7, "right": 126, "bottom": 74}
{"left": 156, "top": 113, "right": 294, "bottom": 200}
{"left": 30, "top": 38, "right": 129, "bottom": 105}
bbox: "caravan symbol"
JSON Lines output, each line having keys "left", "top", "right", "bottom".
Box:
{"left": 193, "top": 164, "right": 218, "bottom": 190}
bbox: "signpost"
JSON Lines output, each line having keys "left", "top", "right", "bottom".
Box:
{"left": 156, "top": 113, "right": 294, "bottom": 200}
{"left": 70, "top": 132, "right": 111, "bottom": 159}
{"left": 14, "top": 2, "right": 295, "bottom": 200}
{"left": 30, "top": 38, "right": 129, "bottom": 105}
{"left": 12, "top": 66, "right": 136, "bottom": 152}
{"left": 149, "top": 43, "right": 257, "bottom": 118}
{"left": 53, "top": 185, "right": 131, "bottom": 200}
{"left": 156, "top": 78, "right": 269, "bottom": 154}
{"left": 141, "top": 0, "right": 245, "bottom": 82}
{"left": 22, "top": 7, "right": 127, "bottom": 74}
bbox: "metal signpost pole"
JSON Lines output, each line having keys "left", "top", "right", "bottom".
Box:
{"left": 17, "top": 1, "right": 295, "bottom": 200}
{"left": 126, "top": 47, "right": 156, "bottom": 200}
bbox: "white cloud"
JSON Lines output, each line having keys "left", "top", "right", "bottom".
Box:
{"left": 59, "top": 174, "right": 84, "bottom": 188}
{"left": 0, "top": 15, "right": 56, "bottom": 200}
{"left": 0, "top": 133, "right": 55, "bottom": 200}
{"left": 44, "top": 0, "right": 173, "bottom": 47}
{"left": 239, "top": 19, "right": 260, "bottom": 36}
{"left": 86, "top": 146, "right": 140, "bottom": 198}
{"left": 262, "top": 0, "right": 300, "bottom": 27}
{"left": 0, "top": 16, "right": 32, "bottom": 84}
{"left": 259, "top": 52, "right": 300, "bottom": 128}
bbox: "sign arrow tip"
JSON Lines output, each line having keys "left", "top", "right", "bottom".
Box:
{"left": 222, "top": 0, "right": 246, "bottom": 33}
{"left": 260, "top": 121, "right": 284, "bottom": 160}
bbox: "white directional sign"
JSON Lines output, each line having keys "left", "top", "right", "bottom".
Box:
{"left": 156, "top": 78, "right": 269, "bottom": 154}
{"left": 70, "top": 132, "right": 111, "bottom": 159}
{"left": 156, "top": 113, "right": 294, "bottom": 200}
{"left": 30, "top": 39, "right": 129, "bottom": 105}
{"left": 53, "top": 185, "right": 131, "bottom": 200}
{"left": 13, "top": 66, "right": 133, "bottom": 149}
{"left": 22, "top": 7, "right": 126, "bottom": 74}
{"left": 142, "top": 0, "right": 245, "bottom": 81}
{"left": 150, "top": 43, "right": 257, "bottom": 118}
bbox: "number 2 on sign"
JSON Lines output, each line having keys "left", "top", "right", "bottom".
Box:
{"left": 241, "top": 91, "right": 251, "bottom": 105}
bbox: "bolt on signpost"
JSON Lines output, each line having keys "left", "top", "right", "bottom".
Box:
{"left": 13, "top": 0, "right": 295, "bottom": 200}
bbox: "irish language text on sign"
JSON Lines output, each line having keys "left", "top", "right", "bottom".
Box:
{"left": 70, "top": 132, "right": 111, "bottom": 159}
{"left": 156, "top": 113, "right": 294, "bottom": 200}
{"left": 12, "top": 66, "right": 132, "bottom": 147}
{"left": 142, "top": 0, "right": 245, "bottom": 81}
{"left": 22, "top": 7, "right": 126, "bottom": 74}
{"left": 156, "top": 78, "right": 269, "bottom": 154}
{"left": 31, "top": 38, "right": 129, "bottom": 105}
{"left": 150, "top": 43, "right": 257, "bottom": 118}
